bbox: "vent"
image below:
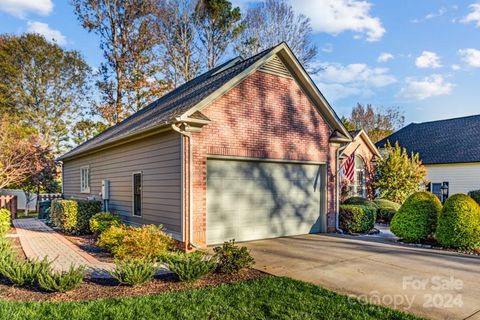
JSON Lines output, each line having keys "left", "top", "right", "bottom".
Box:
{"left": 259, "top": 55, "right": 292, "bottom": 78}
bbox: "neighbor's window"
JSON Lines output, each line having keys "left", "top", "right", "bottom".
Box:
{"left": 80, "top": 166, "right": 90, "bottom": 193}
{"left": 133, "top": 172, "right": 142, "bottom": 216}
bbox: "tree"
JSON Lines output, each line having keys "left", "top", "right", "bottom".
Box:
{"left": 0, "top": 34, "right": 90, "bottom": 153}
{"left": 374, "top": 141, "right": 427, "bottom": 204}
{"left": 72, "top": 119, "right": 108, "bottom": 146}
{"left": 234, "top": 0, "right": 317, "bottom": 70}
{"left": 340, "top": 116, "right": 356, "bottom": 132}
{"left": 0, "top": 115, "right": 44, "bottom": 189}
{"left": 73, "top": 0, "right": 168, "bottom": 125}
{"left": 194, "top": 0, "right": 243, "bottom": 69}
{"left": 346, "top": 103, "right": 405, "bottom": 143}
{"left": 154, "top": 0, "right": 200, "bottom": 87}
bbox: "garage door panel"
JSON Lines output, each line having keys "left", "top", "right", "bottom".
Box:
{"left": 206, "top": 159, "right": 325, "bottom": 245}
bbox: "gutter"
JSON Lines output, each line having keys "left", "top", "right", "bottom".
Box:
{"left": 171, "top": 123, "right": 200, "bottom": 250}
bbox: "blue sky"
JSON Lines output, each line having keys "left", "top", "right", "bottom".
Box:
{"left": 0, "top": 0, "right": 479, "bottom": 125}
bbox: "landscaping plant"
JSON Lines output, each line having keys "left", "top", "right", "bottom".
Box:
{"left": 390, "top": 192, "right": 442, "bottom": 242}
{"left": 374, "top": 199, "right": 401, "bottom": 223}
{"left": 436, "top": 194, "right": 480, "bottom": 250}
{"left": 467, "top": 190, "right": 480, "bottom": 206}
{"left": 213, "top": 240, "right": 254, "bottom": 273}
{"left": 165, "top": 251, "right": 216, "bottom": 282}
{"left": 339, "top": 205, "right": 376, "bottom": 233}
{"left": 0, "top": 209, "right": 11, "bottom": 235}
{"left": 374, "top": 141, "right": 426, "bottom": 204}
{"left": 109, "top": 258, "right": 158, "bottom": 286}
{"left": 51, "top": 199, "right": 102, "bottom": 234}
{"left": 89, "top": 212, "right": 121, "bottom": 234}
{"left": 0, "top": 257, "right": 51, "bottom": 286}
{"left": 37, "top": 264, "right": 85, "bottom": 293}
{"left": 98, "top": 224, "right": 175, "bottom": 260}
{"left": 343, "top": 197, "right": 377, "bottom": 209}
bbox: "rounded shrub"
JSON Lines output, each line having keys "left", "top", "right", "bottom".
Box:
{"left": 89, "top": 212, "right": 121, "bottom": 234}
{"left": 339, "top": 205, "right": 376, "bottom": 234}
{"left": 436, "top": 194, "right": 480, "bottom": 250}
{"left": 343, "top": 197, "right": 377, "bottom": 208}
{"left": 0, "top": 209, "right": 11, "bottom": 235}
{"left": 373, "top": 199, "right": 401, "bottom": 223}
{"left": 390, "top": 192, "right": 442, "bottom": 242}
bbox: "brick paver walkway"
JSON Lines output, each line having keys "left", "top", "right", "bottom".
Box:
{"left": 13, "top": 219, "right": 113, "bottom": 278}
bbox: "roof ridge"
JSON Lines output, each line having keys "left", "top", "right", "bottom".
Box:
{"left": 411, "top": 113, "right": 480, "bottom": 126}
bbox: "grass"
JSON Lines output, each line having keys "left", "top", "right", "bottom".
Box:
{"left": 15, "top": 211, "right": 38, "bottom": 219}
{"left": 0, "top": 277, "right": 421, "bottom": 320}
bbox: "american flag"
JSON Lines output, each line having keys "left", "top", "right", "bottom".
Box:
{"left": 342, "top": 151, "right": 355, "bottom": 182}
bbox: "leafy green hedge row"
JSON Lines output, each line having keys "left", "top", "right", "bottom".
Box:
{"left": 0, "top": 209, "right": 11, "bottom": 235}
{"left": 339, "top": 204, "right": 376, "bottom": 233}
{"left": 51, "top": 199, "right": 102, "bottom": 234}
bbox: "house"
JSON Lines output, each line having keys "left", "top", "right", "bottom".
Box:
{"left": 376, "top": 114, "right": 480, "bottom": 200}
{"left": 59, "top": 43, "right": 360, "bottom": 249}
{"left": 340, "top": 130, "right": 381, "bottom": 200}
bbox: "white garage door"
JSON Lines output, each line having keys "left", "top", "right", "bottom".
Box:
{"left": 206, "top": 159, "right": 327, "bottom": 245}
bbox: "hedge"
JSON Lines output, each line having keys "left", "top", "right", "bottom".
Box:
{"left": 373, "top": 199, "right": 401, "bottom": 223}
{"left": 343, "top": 197, "right": 377, "bottom": 209}
{"left": 51, "top": 199, "right": 102, "bottom": 234}
{"left": 0, "top": 209, "right": 11, "bottom": 235}
{"left": 390, "top": 192, "right": 442, "bottom": 242}
{"left": 339, "top": 205, "right": 376, "bottom": 234}
{"left": 467, "top": 190, "right": 480, "bottom": 206}
{"left": 436, "top": 194, "right": 480, "bottom": 250}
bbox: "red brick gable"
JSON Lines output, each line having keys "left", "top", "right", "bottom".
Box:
{"left": 189, "top": 69, "right": 338, "bottom": 246}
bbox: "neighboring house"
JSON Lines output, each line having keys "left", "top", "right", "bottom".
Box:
{"left": 59, "top": 43, "right": 354, "bottom": 249}
{"left": 376, "top": 114, "right": 480, "bottom": 200}
{"left": 340, "top": 130, "right": 381, "bottom": 200}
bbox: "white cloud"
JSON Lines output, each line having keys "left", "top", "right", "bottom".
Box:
{"left": 458, "top": 48, "right": 480, "bottom": 67}
{"left": 399, "top": 75, "right": 453, "bottom": 100}
{"left": 313, "top": 61, "right": 395, "bottom": 101}
{"left": 287, "top": 0, "right": 385, "bottom": 42}
{"left": 321, "top": 43, "right": 334, "bottom": 53}
{"left": 377, "top": 52, "right": 394, "bottom": 63}
{"left": 461, "top": 2, "right": 480, "bottom": 27}
{"left": 0, "top": 0, "right": 53, "bottom": 18}
{"left": 415, "top": 51, "right": 442, "bottom": 69}
{"left": 27, "top": 21, "right": 66, "bottom": 45}
{"left": 412, "top": 7, "right": 447, "bottom": 23}
{"left": 451, "top": 64, "right": 461, "bottom": 71}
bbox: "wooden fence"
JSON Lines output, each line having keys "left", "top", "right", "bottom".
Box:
{"left": 0, "top": 195, "right": 17, "bottom": 219}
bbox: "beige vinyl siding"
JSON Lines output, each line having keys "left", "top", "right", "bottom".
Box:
{"left": 426, "top": 163, "right": 480, "bottom": 195}
{"left": 62, "top": 131, "right": 182, "bottom": 239}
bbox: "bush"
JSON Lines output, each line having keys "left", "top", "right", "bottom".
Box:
{"left": 0, "top": 209, "right": 11, "bottom": 235}
{"left": 213, "top": 240, "right": 254, "bottom": 274}
{"left": 89, "top": 212, "right": 121, "bottom": 234}
{"left": 343, "top": 197, "right": 377, "bottom": 208}
{"left": 98, "top": 224, "right": 175, "bottom": 260}
{"left": 37, "top": 264, "right": 85, "bottom": 293}
{"left": 109, "top": 259, "right": 158, "bottom": 286}
{"left": 51, "top": 199, "right": 102, "bottom": 234}
{"left": 339, "top": 205, "right": 376, "bottom": 233}
{"left": 436, "top": 194, "right": 480, "bottom": 250}
{"left": 374, "top": 199, "right": 401, "bottom": 223}
{"left": 165, "top": 252, "right": 216, "bottom": 282}
{"left": 390, "top": 192, "right": 442, "bottom": 242}
{"left": 0, "top": 257, "right": 51, "bottom": 286}
{"left": 467, "top": 190, "right": 480, "bottom": 205}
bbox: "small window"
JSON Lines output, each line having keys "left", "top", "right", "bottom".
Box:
{"left": 353, "top": 155, "right": 366, "bottom": 198}
{"left": 133, "top": 172, "right": 142, "bottom": 216}
{"left": 80, "top": 166, "right": 90, "bottom": 193}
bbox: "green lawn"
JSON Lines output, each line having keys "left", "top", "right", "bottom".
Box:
{"left": 0, "top": 277, "right": 421, "bottom": 320}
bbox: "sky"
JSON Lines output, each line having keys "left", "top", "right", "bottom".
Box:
{"left": 0, "top": 0, "right": 479, "bottom": 125}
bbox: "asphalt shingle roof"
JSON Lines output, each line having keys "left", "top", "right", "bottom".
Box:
{"left": 59, "top": 47, "right": 275, "bottom": 160}
{"left": 375, "top": 114, "right": 480, "bottom": 165}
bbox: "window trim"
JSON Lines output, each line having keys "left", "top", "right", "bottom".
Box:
{"left": 353, "top": 155, "right": 366, "bottom": 198}
{"left": 80, "top": 166, "right": 90, "bottom": 193}
{"left": 132, "top": 171, "right": 143, "bottom": 217}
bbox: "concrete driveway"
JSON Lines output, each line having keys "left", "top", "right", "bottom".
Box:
{"left": 245, "top": 234, "right": 480, "bottom": 320}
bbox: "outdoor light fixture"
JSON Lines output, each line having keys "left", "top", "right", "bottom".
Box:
{"left": 440, "top": 182, "right": 449, "bottom": 204}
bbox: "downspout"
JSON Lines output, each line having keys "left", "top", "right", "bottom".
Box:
{"left": 171, "top": 123, "right": 200, "bottom": 249}
{"left": 336, "top": 144, "right": 348, "bottom": 233}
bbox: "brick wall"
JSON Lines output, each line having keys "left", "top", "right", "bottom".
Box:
{"left": 190, "top": 70, "right": 339, "bottom": 245}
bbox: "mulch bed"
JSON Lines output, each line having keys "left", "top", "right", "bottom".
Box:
{"left": 0, "top": 268, "right": 267, "bottom": 302}
{"left": 60, "top": 232, "right": 113, "bottom": 263}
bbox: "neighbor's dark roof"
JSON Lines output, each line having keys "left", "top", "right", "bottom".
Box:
{"left": 59, "top": 47, "right": 275, "bottom": 160}
{"left": 375, "top": 114, "right": 480, "bottom": 165}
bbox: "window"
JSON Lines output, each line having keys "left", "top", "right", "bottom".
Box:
{"left": 353, "top": 155, "right": 366, "bottom": 197}
{"left": 80, "top": 166, "right": 90, "bottom": 193}
{"left": 133, "top": 172, "right": 142, "bottom": 216}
